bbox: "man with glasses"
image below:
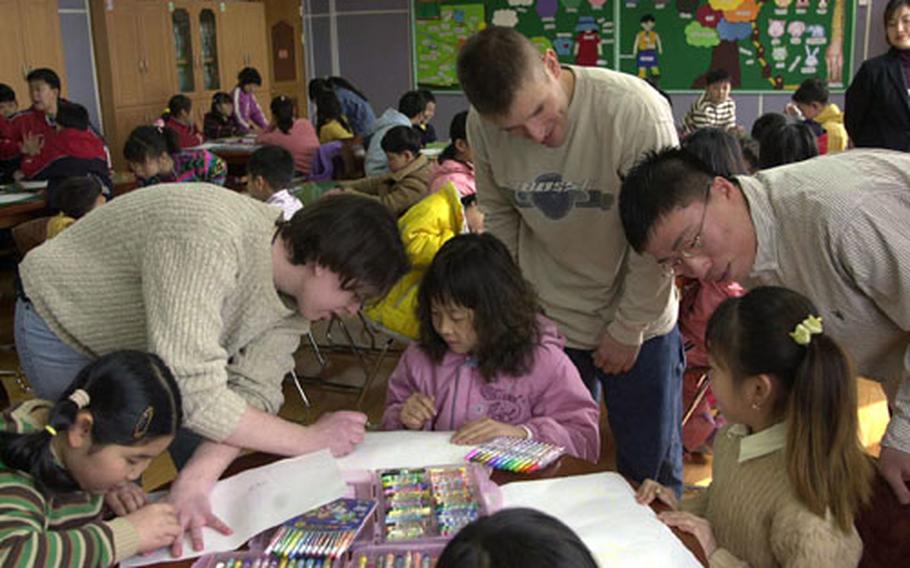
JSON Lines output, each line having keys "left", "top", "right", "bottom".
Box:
{"left": 619, "top": 146, "right": 910, "bottom": 505}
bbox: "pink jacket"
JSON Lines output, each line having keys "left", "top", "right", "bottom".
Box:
{"left": 381, "top": 316, "right": 600, "bottom": 461}
{"left": 429, "top": 159, "right": 475, "bottom": 197}
{"left": 678, "top": 278, "right": 745, "bottom": 368}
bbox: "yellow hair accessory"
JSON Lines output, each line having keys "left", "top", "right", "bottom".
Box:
{"left": 164, "top": 107, "right": 170, "bottom": 113}
{"left": 789, "top": 315, "right": 823, "bottom": 346}
{"left": 44, "top": 425, "right": 58, "bottom": 437}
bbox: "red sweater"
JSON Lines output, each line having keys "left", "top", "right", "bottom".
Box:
{"left": 0, "top": 114, "right": 16, "bottom": 160}
{"left": 164, "top": 117, "right": 204, "bottom": 149}
{"left": 20, "top": 127, "right": 107, "bottom": 179}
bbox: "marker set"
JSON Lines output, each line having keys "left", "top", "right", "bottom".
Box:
{"left": 465, "top": 437, "right": 565, "bottom": 473}
{"left": 379, "top": 466, "right": 479, "bottom": 541}
{"left": 263, "top": 498, "right": 377, "bottom": 560}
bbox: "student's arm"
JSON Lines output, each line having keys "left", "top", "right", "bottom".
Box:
{"left": 381, "top": 345, "right": 426, "bottom": 430}
{"left": 380, "top": 175, "right": 429, "bottom": 216}
{"left": 724, "top": 99, "right": 737, "bottom": 130}
{"left": 341, "top": 174, "right": 383, "bottom": 195}
{"left": 201, "top": 151, "right": 227, "bottom": 186}
{"left": 249, "top": 95, "right": 269, "bottom": 130}
{"left": 232, "top": 88, "right": 252, "bottom": 131}
{"left": 18, "top": 139, "right": 56, "bottom": 178}
{"left": 468, "top": 110, "right": 520, "bottom": 258}
{"left": 844, "top": 63, "right": 871, "bottom": 142}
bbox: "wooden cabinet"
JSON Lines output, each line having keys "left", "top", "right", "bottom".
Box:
{"left": 263, "top": 0, "right": 307, "bottom": 117}
{"left": 0, "top": 0, "right": 67, "bottom": 104}
{"left": 221, "top": 1, "right": 270, "bottom": 105}
{"left": 170, "top": 1, "right": 224, "bottom": 100}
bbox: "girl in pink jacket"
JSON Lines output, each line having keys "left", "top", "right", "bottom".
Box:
{"left": 381, "top": 234, "right": 600, "bottom": 461}
{"left": 428, "top": 111, "right": 475, "bottom": 197}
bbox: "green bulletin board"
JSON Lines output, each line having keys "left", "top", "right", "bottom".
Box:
{"left": 413, "top": 0, "right": 854, "bottom": 92}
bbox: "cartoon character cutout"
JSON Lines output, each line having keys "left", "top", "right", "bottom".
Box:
{"left": 633, "top": 14, "right": 662, "bottom": 79}
{"left": 588, "top": 0, "right": 609, "bottom": 8}
{"left": 574, "top": 16, "right": 602, "bottom": 66}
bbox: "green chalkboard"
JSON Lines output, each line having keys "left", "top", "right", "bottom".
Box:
{"left": 413, "top": 0, "right": 854, "bottom": 92}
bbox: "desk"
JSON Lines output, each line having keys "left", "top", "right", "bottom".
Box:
{"left": 0, "top": 191, "right": 47, "bottom": 229}
{"left": 148, "top": 453, "right": 707, "bottom": 567}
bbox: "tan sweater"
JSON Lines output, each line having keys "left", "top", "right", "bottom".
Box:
{"left": 20, "top": 184, "right": 310, "bottom": 441}
{"left": 342, "top": 153, "right": 434, "bottom": 216}
{"left": 683, "top": 424, "right": 862, "bottom": 567}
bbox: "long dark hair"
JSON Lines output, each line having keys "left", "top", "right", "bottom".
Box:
{"left": 314, "top": 90, "right": 351, "bottom": 134}
{"left": 162, "top": 94, "right": 192, "bottom": 121}
{"left": 0, "top": 351, "right": 183, "bottom": 494}
{"left": 123, "top": 125, "right": 181, "bottom": 163}
{"left": 417, "top": 234, "right": 539, "bottom": 381}
{"left": 706, "top": 287, "right": 873, "bottom": 532}
{"left": 271, "top": 95, "right": 295, "bottom": 135}
{"left": 328, "top": 76, "right": 369, "bottom": 101}
{"left": 438, "top": 111, "right": 469, "bottom": 165}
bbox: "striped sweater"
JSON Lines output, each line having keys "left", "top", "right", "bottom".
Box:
{"left": 0, "top": 400, "right": 140, "bottom": 567}
{"left": 683, "top": 93, "right": 737, "bottom": 134}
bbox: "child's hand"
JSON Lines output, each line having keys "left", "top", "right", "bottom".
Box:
{"left": 124, "top": 502, "right": 182, "bottom": 554}
{"left": 309, "top": 410, "right": 367, "bottom": 456}
{"left": 658, "top": 511, "right": 718, "bottom": 557}
{"left": 451, "top": 417, "right": 526, "bottom": 445}
{"left": 400, "top": 393, "right": 436, "bottom": 430}
{"left": 634, "top": 479, "right": 679, "bottom": 510}
{"left": 20, "top": 132, "right": 43, "bottom": 156}
{"left": 105, "top": 481, "right": 148, "bottom": 517}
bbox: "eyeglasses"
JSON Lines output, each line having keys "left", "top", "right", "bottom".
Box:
{"left": 659, "top": 182, "right": 711, "bottom": 275}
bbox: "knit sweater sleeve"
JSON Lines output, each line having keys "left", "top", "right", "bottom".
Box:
{"left": 768, "top": 504, "right": 862, "bottom": 567}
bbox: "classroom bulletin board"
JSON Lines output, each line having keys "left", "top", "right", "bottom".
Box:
{"left": 413, "top": 0, "right": 854, "bottom": 92}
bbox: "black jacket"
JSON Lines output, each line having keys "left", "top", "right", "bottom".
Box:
{"left": 845, "top": 49, "right": 910, "bottom": 151}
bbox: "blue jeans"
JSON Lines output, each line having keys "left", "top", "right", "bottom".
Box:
{"left": 14, "top": 297, "right": 92, "bottom": 400}
{"left": 566, "top": 326, "right": 685, "bottom": 496}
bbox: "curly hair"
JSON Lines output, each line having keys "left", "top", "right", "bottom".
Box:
{"left": 417, "top": 234, "right": 540, "bottom": 381}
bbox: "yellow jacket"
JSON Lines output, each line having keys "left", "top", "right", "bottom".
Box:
{"left": 364, "top": 182, "right": 465, "bottom": 339}
{"left": 817, "top": 103, "right": 848, "bottom": 153}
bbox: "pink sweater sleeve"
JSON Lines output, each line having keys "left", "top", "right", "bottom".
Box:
{"left": 381, "top": 345, "right": 427, "bottom": 430}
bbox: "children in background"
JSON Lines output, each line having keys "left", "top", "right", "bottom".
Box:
{"left": 758, "top": 121, "right": 819, "bottom": 169}
{"left": 245, "top": 145, "right": 302, "bottom": 221}
{"left": 8, "top": 69, "right": 63, "bottom": 154}
{"left": 256, "top": 96, "right": 320, "bottom": 177}
{"left": 750, "top": 112, "right": 791, "bottom": 146}
{"left": 364, "top": 181, "right": 484, "bottom": 340}
{"left": 0, "top": 350, "right": 185, "bottom": 565}
{"left": 341, "top": 125, "right": 434, "bottom": 216}
{"left": 365, "top": 91, "right": 427, "bottom": 175}
{"left": 124, "top": 125, "right": 226, "bottom": 187}
{"left": 314, "top": 90, "right": 354, "bottom": 144}
{"left": 308, "top": 76, "right": 376, "bottom": 137}
{"left": 46, "top": 175, "right": 106, "bottom": 239}
{"left": 157, "top": 95, "right": 203, "bottom": 148}
{"left": 0, "top": 83, "right": 19, "bottom": 182}
{"left": 738, "top": 135, "right": 760, "bottom": 173}
{"left": 429, "top": 111, "right": 475, "bottom": 196}
{"left": 231, "top": 67, "right": 268, "bottom": 133}
{"left": 789, "top": 78, "right": 848, "bottom": 153}
{"left": 203, "top": 92, "right": 246, "bottom": 140}
{"left": 437, "top": 508, "right": 598, "bottom": 568}
{"left": 417, "top": 89, "right": 438, "bottom": 145}
{"left": 683, "top": 69, "right": 736, "bottom": 134}
{"left": 381, "top": 233, "right": 600, "bottom": 461}
{"left": 0, "top": 84, "right": 16, "bottom": 118}
{"left": 19, "top": 102, "right": 112, "bottom": 194}
{"left": 636, "top": 287, "right": 873, "bottom": 566}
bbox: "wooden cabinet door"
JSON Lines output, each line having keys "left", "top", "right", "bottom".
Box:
{"left": 113, "top": 104, "right": 160, "bottom": 169}
{"left": 108, "top": 6, "right": 145, "bottom": 107}
{"left": 0, "top": 0, "right": 28, "bottom": 103}
{"left": 139, "top": 2, "right": 176, "bottom": 103}
{"left": 243, "top": 3, "right": 270, "bottom": 93}
{"left": 19, "top": 0, "right": 67, "bottom": 92}
{"left": 218, "top": 2, "right": 246, "bottom": 91}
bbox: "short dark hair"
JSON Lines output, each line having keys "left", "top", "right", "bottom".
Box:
{"left": 682, "top": 127, "right": 748, "bottom": 178}
{"left": 439, "top": 110, "right": 468, "bottom": 164}
{"left": 123, "top": 125, "right": 181, "bottom": 163}
{"left": 0, "top": 83, "right": 15, "bottom": 103}
{"left": 457, "top": 27, "right": 541, "bottom": 117}
{"left": 54, "top": 102, "right": 90, "bottom": 131}
{"left": 437, "top": 508, "right": 598, "bottom": 568}
{"left": 705, "top": 68, "right": 732, "bottom": 86}
{"left": 211, "top": 91, "right": 232, "bottom": 112}
{"left": 237, "top": 67, "right": 262, "bottom": 87}
{"left": 26, "top": 68, "right": 61, "bottom": 91}
{"left": 739, "top": 136, "right": 760, "bottom": 172}
{"left": 641, "top": 14, "right": 656, "bottom": 23}
{"left": 0, "top": 351, "right": 181, "bottom": 494}
{"left": 314, "top": 90, "right": 350, "bottom": 133}
{"left": 885, "top": 0, "right": 910, "bottom": 32}
{"left": 418, "top": 88, "right": 436, "bottom": 105}
{"left": 276, "top": 194, "right": 408, "bottom": 301}
{"left": 397, "top": 90, "right": 426, "bottom": 119}
{"left": 248, "top": 145, "right": 294, "bottom": 191}
{"left": 164, "top": 94, "right": 192, "bottom": 120}
{"left": 380, "top": 125, "right": 422, "bottom": 155}
{"left": 757, "top": 122, "right": 818, "bottom": 169}
{"left": 750, "top": 112, "right": 794, "bottom": 144}
{"left": 53, "top": 176, "right": 103, "bottom": 219}
{"left": 417, "top": 233, "right": 540, "bottom": 381}
{"left": 619, "top": 147, "right": 715, "bottom": 253}
{"left": 792, "top": 78, "right": 829, "bottom": 105}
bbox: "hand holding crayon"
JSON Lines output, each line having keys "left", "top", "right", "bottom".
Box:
{"left": 400, "top": 393, "right": 436, "bottom": 430}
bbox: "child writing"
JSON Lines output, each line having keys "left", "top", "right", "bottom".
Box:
{"left": 124, "top": 125, "right": 226, "bottom": 187}
{"left": 0, "top": 350, "right": 185, "bottom": 566}
{"left": 46, "top": 175, "right": 107, "bottom": 239}
{"left": 314, "top": 90, "right": 354, "bottom": 144}
{"left": 203, "top": 92, "right": 246, "bottom": 140}
{"left": 157, "top": 95, "right": 203, "bottom": 149}
{"left": 246, "top": 144, "right": 302, "bottom": 221}
{"left": 231, "top": 67, "right": 268, "bottom": 133}
{"left": 256, "top": 95, "right": 320, "bottom": 178}
{"left": 636, "top": 286, "right": 873, "bottom": 566}
{"left": 381, "top": 234, "right": 600, "bottom": 461}
{"left": 429, "top": 111, "right": 475, "bottom": 197}
{"left": 683, "top": 69, "right": 737, "bottom": 134}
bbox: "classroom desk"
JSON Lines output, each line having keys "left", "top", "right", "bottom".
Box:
{"left": 0, "top": 192, "right": 47, "bottom": 229}
{"left": 148, "top": 453, "right": 708, "bottom": 567}
{"left": 291, "top": 180, "right": 336, "bottom": 206}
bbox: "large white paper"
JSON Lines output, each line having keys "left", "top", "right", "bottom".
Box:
{"left": 336, "top": 431, "right": 473, "bottom": 471}
{"left": 500, "top": 473, "right": 702, "bottom": 568}
{"left": 0, "top": 192, "right": 37, "bottom": 204}
{"left": 123, "top": 450, "right": 346, "bottom": 566}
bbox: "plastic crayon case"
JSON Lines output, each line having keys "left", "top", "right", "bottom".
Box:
{"left": 347, "top": 541, "right": 445, "bottom": 568}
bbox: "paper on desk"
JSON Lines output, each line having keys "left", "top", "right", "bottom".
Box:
{"left": 122, "top": 450, "right": 346, "bottom": 566}
{"left": 0, "top": 192, "right": 37, "bottom": 204}
{"left": 500, "top": 473, "right": 701, "bottom": 568}
{"left": 336, "top": 431, "right": 473, "bottom": 471}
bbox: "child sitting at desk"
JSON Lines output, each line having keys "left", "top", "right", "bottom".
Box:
{"left": 46, "top": 176, "right": 107, "bottom": 239}
{"left": 340, "top": 125, "right": 433, "bottom": 216}
{"left": 232, "top": 67, "right": 268, "bottom": 133}
{"left": 636, "top": 287, "right": 873, "bottom": 566}
{"left": 429, "top": 111, "right": 475, "bottom": 197}
{"left": 124, "top": 125, "right": 226, "bottom": 187}
{"left": 256, "top": 95, "right": 320, "bottom": 178}
{"left": 381, "top": 234, "right": 600, "bottom": 461}
{"left": 0, "top": 351, "right": 185, "bottom": 565}
{"left": 314, "top": 90, "right": 354, "bottom": 144}
{"left": 157, "top": 95, "right": 203, "bottom": 149}
{"left": 246, "top": 145, "right": 302, "bottom": 221}
{"left": 203, "top": 92, "right": 246, "bottom": 140}
{"left": 0, "top": 83, "right": 19, "bottom": 183}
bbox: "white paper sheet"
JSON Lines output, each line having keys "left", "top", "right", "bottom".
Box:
{"left": 0, "top": 192, "right": 37, "bottom": 204}
{"left": 500, "top": 473, "right": 702, "bottom": 568}
{"left": 336, "top": 431, "right": 473, "bottom": 471}
{"left": 122, "top": 450, "right": 346, "bottom": 566}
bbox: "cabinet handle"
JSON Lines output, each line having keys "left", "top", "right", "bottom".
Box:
{"left": 138, "top": 59, "right": 144, "bottom": 74}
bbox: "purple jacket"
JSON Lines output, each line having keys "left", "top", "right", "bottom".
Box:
{"left": 231, "top": 87, "right": 268, "bottom": 130}
{"left": 381, "top": 316, "right": 600, "bottom": 461}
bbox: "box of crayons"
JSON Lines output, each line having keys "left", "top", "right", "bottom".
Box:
{"left": 347, "top": 542, "right": 445, "bottom": 568}
{"left": 465, "top": 437, "right": 565, "bottom": 473}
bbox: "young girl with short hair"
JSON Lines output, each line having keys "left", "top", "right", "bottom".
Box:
{"left": 158, "top": 95, "right": 203, "bottom": 149}
{"left": 203, "top": 92, "right": 246, "bottom": 140}
{"left": 381, "top": 234, "right": 600, "bottom": 461}
{"left": 124, "top": 125, "right": 226, "bottom": 187}
{"left": 636, "top": 286, "right": 873, "bottom": 566}
{"left": 231, "top": 67, "right": 268, "bottom": 132}
{"left": 429, "top": 111, "right": 475, "bottom": 198}
{"left": 256, "top": 95, "right": 320, "bottom": 177}
{"left": 0, "top": 350, "right": 185, "bottom": 566}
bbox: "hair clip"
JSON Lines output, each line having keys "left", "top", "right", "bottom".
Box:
{"left": 163, "top": 107, "right": 170, "bottom": 113}
{"left": 133, "top": 406, "right": 155, "bottom": 439}
{"left": 789, "top": 315, "right": 823, "bottom": 346}
{"left": 44, "top": 425, "right": 58, "bottom": 437}
{"left": 69, "top": 388, "right": 90, "bottom": 409}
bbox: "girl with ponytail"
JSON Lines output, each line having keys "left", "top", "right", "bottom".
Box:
{"left": 0, "top": 350, "right": 184, "bottom": 566}
{"left": 635, "top": 286, "right": 873, "bottom": 567}
{"left": 124, "top": 125, "right": 226, "bottom": 188}
{"left": 256, "top": 95, "right": 320, "bottom": 177}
